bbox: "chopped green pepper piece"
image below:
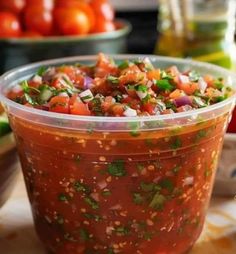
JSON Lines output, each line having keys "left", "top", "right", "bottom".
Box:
{"left": 58, "top": 193, "right": 70, "bottom": 202}
{"left": 84, "top": 197, "right": 99, "bottom": 210}
{"left": 149, "top": 193, "right": 166, "bottom": 210}
{"left": 155, "top": 79, "right": 174, "bottom": 91}
{"left": 133, "top": 193, "right": 144, "bottom": 205}
{"left": 108, "top": 160, "right": 126, "bottom": 177}
{"left": 114, "top": 226, "right": 130, "bottom": 236}
{"left": 118, "top": 60, "right": 129, "bottom": 70}
{"left": 102, "top": 190, "right": 112, "bottom": 196}
{"left": 170, "top": 137, "right": 182, "bottom": 150}
{"left": 79, "top": 228, "right": 91, "bottom": 241}
{"left": 84, "top": 213, "right": 101, "bottom": 222}
{"left": 74, "top": 182, "right": 91, "bottom": 194}
{"left": 107, "top": 75, "right": 119, "bottom": 85}
{"left": 159, "top": 178, "right": 174, "bottom": 192}
{"left": 135, "top": 84, "right": 148, "bottom": 92}
{"left": 140, "top": 182, "right": 155, "bottom": 192}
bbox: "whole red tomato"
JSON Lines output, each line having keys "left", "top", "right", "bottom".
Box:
{"left": 55, "top": 0, "right": 95, "bottom": 30}
{"left": 0, "top": 0, "right": 25, "bottom": 14}
{"left": 228, "top": 107, "right": 236, "bottom": 133}
{"left": 24, "top": 7, "right": 53, "bottom": 36}
{"left": 25, "top": 0, "right": 54, "bottom": 10}
{"left": 0, "top": 11, "right": 21, "bottom": 38}
{"left": 92, "top": 16, "right": 115, "bottom": 33}
{"left": 90, "top": 0, "right": 114, "bottom": 21}
{"left": 54, "top": 8, "right": 90, "bottom": 35}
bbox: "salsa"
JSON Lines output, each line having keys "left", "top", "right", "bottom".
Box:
{"left": 8, "top": 53, "right": 233, "bottom": 117}
{"left": 5, "top": 54, "right": 235, "bottom": 254}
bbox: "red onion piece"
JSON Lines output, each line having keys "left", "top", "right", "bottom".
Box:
{"left": 84, "top": 76, "right": 94, "bottom": 89}
{"left": 41, "top": 104, "right": 50, "bottom": 111}
{"left": 174, "top": 96, "right": 192, "bottom": 107}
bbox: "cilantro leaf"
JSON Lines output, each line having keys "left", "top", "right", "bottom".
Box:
{"left": 37, "top": 66, "right": 47, "bottom": 76}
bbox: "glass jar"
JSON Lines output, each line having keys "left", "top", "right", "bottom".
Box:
{"left": 155, "top": 0, "right": 236, "bottom": 70}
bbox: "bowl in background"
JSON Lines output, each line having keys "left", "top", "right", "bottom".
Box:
{"left": 0, "top": 20, "right": 131, "bottom": 74}
{"left": 0, "top": 132, "right": 20, "bottom": 208}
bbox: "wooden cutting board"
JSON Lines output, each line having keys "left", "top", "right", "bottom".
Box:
{"left": 0, "top": 173, "right": 236, "bottom": 254}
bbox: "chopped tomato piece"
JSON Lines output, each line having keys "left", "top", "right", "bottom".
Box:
{"left": 49, "top": 96, "right": 70, "bottom": 114}
{"left": 177, "top": 82, "right": 199, "bottom": 95}
{"left": 147, "top": 69, "right": 161, "bottom": 80}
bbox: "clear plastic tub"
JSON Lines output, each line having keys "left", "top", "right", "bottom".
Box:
{"left": 0, "top": 55, "right": 235, "bottom": 254}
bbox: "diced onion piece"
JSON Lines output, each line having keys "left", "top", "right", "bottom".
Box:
{"left": 55, "top": 73, "right": 73, "bottom": 88}
{"left": 136, "top": 90, "right": 147, "bottom": 100}
{"left": 123, "top": 107, "right": 137, "bottom": 117}
{"left": 79, "top": 89, "right": 94, "bottom": 102}
{"left": 183, "top": 176, "right": 194, "bottom": 186}
{"left": 179, "top": 75, "right": 190, "bottom": 84}
{"left": 97, "top": 180, "right": 107, "bottom": 190}
{"left": 106, "top": 226, "right": 114, "bottom": 235}
{"left": 177, "top": 105, "right": 193, "bottom": 112}
{"left": 198, "top": 77, "right": 207, "bottom": 94}
{"left": 147, "top": 80, "right": 153, "bottom": 88}
{"left": 110, "top": 204, "right": 122, "bottom": 210}
{"left": 143, "top": 57, "right": 154, "bottom": 70}
{"left": 58, "top": 92, "right": 69, "bottom": 97}
{"left": 32, "top": 75, "right": 42, "bottom": 84}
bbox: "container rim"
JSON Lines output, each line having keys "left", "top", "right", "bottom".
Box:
{"left": 0, "top": 54, "right": 236, "bottom": 124}
{"left": 0, "top": 19, "right": 131, "bottom": 45}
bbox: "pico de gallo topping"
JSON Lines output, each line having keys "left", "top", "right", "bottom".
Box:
{"left": 7, "top": 53, "right": 233, "bottom": 117}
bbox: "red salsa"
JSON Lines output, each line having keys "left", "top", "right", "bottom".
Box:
{"left": 6, "top": 54, "right": 234, "bottom": 254}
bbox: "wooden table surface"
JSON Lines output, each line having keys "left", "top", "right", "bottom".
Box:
{"left": 0, "top": 173, "right": 236, "bottom": 254}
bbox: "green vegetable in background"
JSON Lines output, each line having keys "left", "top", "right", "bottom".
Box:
{"left": 0, "top": 116, "right": 11, "bottom": 137}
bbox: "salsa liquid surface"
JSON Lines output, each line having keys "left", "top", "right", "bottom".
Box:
{"left": 10, "top": 112, "right": 228, "bottom": 254}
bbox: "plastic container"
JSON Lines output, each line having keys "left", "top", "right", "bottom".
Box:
{"left": 0, "top": 55, "right": 235, "bottom": 254}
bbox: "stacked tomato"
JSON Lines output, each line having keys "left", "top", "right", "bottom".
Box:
{"left": 0, "top": 0, "right": 115, "bottom": 38}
